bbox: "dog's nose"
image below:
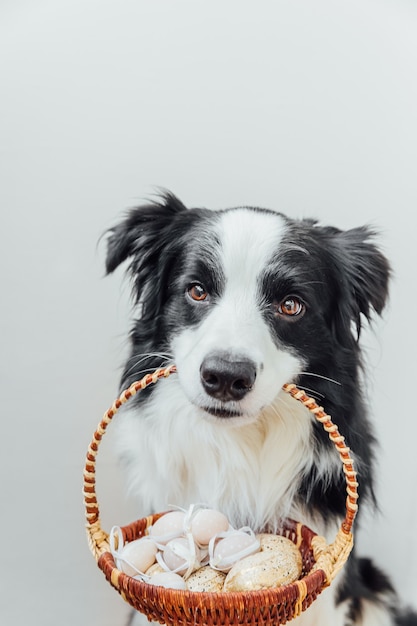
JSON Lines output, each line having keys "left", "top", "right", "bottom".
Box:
{"left": 200, "top": 355, "right": 257, "bottom": 402}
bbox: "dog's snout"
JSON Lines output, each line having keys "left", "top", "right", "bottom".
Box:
{"left": 200, "top": 355, "right": 257, "bottom": 402}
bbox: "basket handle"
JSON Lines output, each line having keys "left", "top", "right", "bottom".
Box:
{"left": 83, "top": 366, "right": 177, "bottom": 559}
{"left": 282, "top": 384, "right": 358, "bottom": 535}
{"left": 282, "top": 383, "right": 358, "bottom": 585}
{"left": 84, "top": 367, "right": 358, "bottom": 583}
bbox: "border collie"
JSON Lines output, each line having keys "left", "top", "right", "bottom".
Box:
{"left": 105, "top": 192, "right": 416, "bottom": 626}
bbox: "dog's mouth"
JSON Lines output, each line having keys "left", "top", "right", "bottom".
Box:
{"left": 202, "top": 405, "right": 243, "bottom": 419}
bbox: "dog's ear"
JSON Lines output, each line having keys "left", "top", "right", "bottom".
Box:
{"left": 105, "top": 192, "right": 189, "bottom": 322}
{"left": 328, "top": 226, "right": 391, "bottom": 340}
{"left": 105, "top": 191, "right": 187, "bottom": 275}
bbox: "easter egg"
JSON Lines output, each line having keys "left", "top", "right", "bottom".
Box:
{"left": 161, "top": 537, "right": 200, "bottom": 575}
{"left": 256, "top": 533, "right": 298, "bottom": 554}
{"left": 186, "top": 566, "right": 226, "bottom": 592}
{"left": 145, "top": 563, "right": 166, "bottom": 577}
{"left": 149, "top": 511, "right": 185, "bottom": 542}
{"left": 118, "top": 538, "right": 158, "bottom": 577}
{"left": 146, "top": 571, "right": 187, "bottom": 590}
{"left": 191, "top": 509, "right": 229, "bottom": 545}
{"left": 223, "top": 539, "right": 302, "bottom": 592}
{"left": 210, "top": 531, "right": 260, "bottom": 571}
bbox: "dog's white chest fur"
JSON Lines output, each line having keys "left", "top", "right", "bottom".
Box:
{"left": 115, "top": 376, "right": 319, "bottom": 532}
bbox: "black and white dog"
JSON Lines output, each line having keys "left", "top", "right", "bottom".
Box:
{"left": 105, "top": 192, "right": 415, "bottom": 626}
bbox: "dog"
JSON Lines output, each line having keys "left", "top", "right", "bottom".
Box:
{"left": 105, "top": 192, "right": 416, "bottom": 626}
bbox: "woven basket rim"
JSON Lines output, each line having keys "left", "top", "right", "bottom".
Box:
{"left": 100, "top": 515, "right": 324, "bottom": 602}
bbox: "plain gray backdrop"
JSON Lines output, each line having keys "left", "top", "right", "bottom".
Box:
{"left": 1, "top": 1, "right": 416, "bottom": 624}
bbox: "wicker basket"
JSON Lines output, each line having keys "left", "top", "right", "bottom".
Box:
{"left": 84, "top": 365, "right": 358, "bottom": 625}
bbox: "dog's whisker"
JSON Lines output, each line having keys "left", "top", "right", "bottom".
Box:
{"left": 125, "top": 353, "right": 170, "bottom": 368}
{"left": 298, "top": 372, "right": 342, "bottom": 386}
{"left": 134, "top": 366, "right": 171, "bottom": 377}
{"left": 296, "top": 386, "right": 325, "bottom": 399}
{"left": 124, "top": 352, "right": 174, "bottom": 376}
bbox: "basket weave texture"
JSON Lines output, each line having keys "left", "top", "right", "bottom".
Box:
{"left": 83, "top": 366, "right": 358, "bottom": 625}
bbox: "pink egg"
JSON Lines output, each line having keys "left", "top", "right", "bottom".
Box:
{"left": 118, "top": 538, "right": 158, "bottom": 577}
{"left": 161, "top": 537, "right": 200, "bottom": 575}
{"left": 149, "top": 511, "right": 185, "bottom": 542}
{"left": 191, "top": 509, "right": 229, "bottom": 545}
{"left": 211, "top": 532, "right": 260, "bottom": 571}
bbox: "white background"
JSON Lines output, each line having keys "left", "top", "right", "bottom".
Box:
{"left": 1, "top": 1, "right": 416, "bottom": 624}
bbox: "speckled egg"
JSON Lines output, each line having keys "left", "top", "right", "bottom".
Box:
{"left": 211, "top": 532, "right": 260, "bottom": 571}
{"left": 118, "top": 538, "right": 158, "bottom": 577}
{"left": 190, "top": 509, "right": 229, "bottom": 545}
{"left": 149, "top": 511, "right": 185, "bottom": 542}
{"left": 186, "top": 566, "right": 227, "bottom": 592}
{"left": 256, "top": 533, "right": 299, "bottom": 554}
{"left": 223, "top": 539, "right": 302, "bottom": 592}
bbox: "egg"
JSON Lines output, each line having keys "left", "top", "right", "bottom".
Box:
{"left": 145, "top": 571, "right": 187, "bottom": 590}
{"left": 186, "top": 566, "right": 227, "bottom": 592}
{"left": 160, "top": 537, "right": 201, "bottom": 576}
{"left": 223, "top": 539, "right": 302, "bottom": 592}
{"left": 145, "top": 563, "right": 166, "bottom": 577}
{"left": 190, "top": 508, "right": 229, "bottom": 546}
{"left": 210, "top": 531, "right": 260, "bottom": 571}
{"left": 257, "top": 533, "right": 298, "bottom": 554}
{"left": 149, "top": 511, "right": 186, "bottom": 543}
{"left": 117, "top": 537, "right": 158, "bottom": 577}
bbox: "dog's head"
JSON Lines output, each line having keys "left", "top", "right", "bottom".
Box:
{"left": 106, "top": 192, "right": 390, "bottom": 425}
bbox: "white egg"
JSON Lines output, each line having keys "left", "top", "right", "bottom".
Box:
{"left": 149, "top": 511, "right": 185, "bottom": 543}
{"left": 186, "top": 566, "right": 226, "bottom": 592}
{"left": 190, "top": 509, "right": 229, "bottom": 545}
{"left": 161, "top": 537, "right": 200, "bottom": 575}
{"left": 118, "top": 538, "right": 158, "bottom": 577}
{"left": 211, "top": 532, "right": 260, "bottom": 571}
{"left": 146, "top": 571, "right": 187, "bottom": 590}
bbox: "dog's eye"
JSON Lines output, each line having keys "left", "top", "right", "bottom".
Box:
{"left": 275, "top": 297, "right": 305, "bottom": 318}
{"left": 187, "top": 283, "right": 208, "bottom": 302}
